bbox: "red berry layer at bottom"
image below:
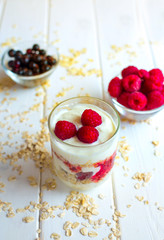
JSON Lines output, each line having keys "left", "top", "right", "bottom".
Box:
{"left": 91, "top": 151, "right": 116, "bottom": 182}
{"left": 52, "top": 149, "right": 116, "bottom": 184}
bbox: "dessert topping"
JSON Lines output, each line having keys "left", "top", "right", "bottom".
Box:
{"left": 54, "top": 120, "right": 77, "bottom": 140}
{"left": 81, "top": 109, "right": 102, "bottom": 127}
{"left": 77, "top": 126, "right": 99, "bottom": 143}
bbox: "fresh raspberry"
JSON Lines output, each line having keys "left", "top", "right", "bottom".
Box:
{"left": 138, "top": 69, "right": 149, "bottom": 80}
{"left": 77, "top": 126, "right": 99, "bottom": 143}
{"left": 54, "top": 120, "right": 77, "bottom": 140}
{"left": 81, "top": 109, "right": 102, "bottom": 127}
{"left": 117, "top": 92, "right": 130, "bottom": 108}
{"left": 144, "top": 68, "right": 164, "bottom": 91}
{"left": 149, "top": 68, "right": 163, "bottom": 81}
{"left": 121, "top": 66, "right": 139, "bottom": 78}
{"left": 128, "top": 92, "right": 147, "bottom": 110}
{"left": 140, "top": 82, "right": 148, "bottom": 94}
{"left": 122, "top": 75, "right": 142, "bottom": 92}
{"left": 108, "top": 77, "right": 122, "bottom": 97}
{"left": 161, "top": 86, "right": 164, "bottom": 97}
{"left": 147, "top": 90, "right": 164, "bottom": 110}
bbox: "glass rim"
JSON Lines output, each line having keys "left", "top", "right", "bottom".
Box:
{"left": 1, "top": 40, "right": 59, "bottom": 81}
{"left": 111, "top": 97, "right": 164, "bottom": 114}
{"left": 48, "top": 96, "right": 120, "bottom": 149}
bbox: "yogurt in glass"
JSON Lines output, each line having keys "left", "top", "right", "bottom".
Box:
{"left": 48, "top": 97, "right": 120, "bottom": 190}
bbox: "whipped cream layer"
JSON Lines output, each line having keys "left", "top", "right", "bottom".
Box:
{"left": 50, "top": 103, "right": 116, "bottom": 146}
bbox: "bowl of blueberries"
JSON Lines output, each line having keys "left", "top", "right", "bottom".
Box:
{"left": 108, "top": 66, "right": 164, "bottom": 121}
{"left": 1, "top": 41, "right": 59, "bottom": 87}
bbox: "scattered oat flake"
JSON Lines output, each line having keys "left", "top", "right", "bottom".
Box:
{"left": 16, "top": 208, "right": 26, "bottom": 213}
{"left": 37, "top": 229, "right": 41, "bottom": 233}
{"left": 42, "top": 178, "right": 56, "bottom": 190}
{"left": 88, "top": 231, "right": 98, "bottom": 237}
{"left": 157, "top": 207, "right": 164, "bottom": 211}
{"left": 118, "top": 138, "right": 131, "bottom": 161}
{"left": 71, "top": 222, "right": 80, "bottom": 229}
{"left": 127, "top": 204, "right": 132, "bottom": 208}
{"left": 154, "top": 149, "right": 160, "bottom": 156}
{"left": 63, "top": 221, "right": 72, "bottom": 230}
{"left": 81, "top": 222, "right": 90, "bottom": 227}
{"left": 22, "top": 216, "right": 35, "bottom": 223}
{"left": 6, "top": 212, "right": 15, "bottom": 218}
{"left": 8, "top": 176, "right": 16, "bottom": 181}
{"left": 144, "top": 200, "right": 149, "bottom": 205}
{"left": 132, "top": 172, "right": 152, "bottom": 183}
{"left": 114, "top": 210, "right": 126, "bottom": 218}
{"left": 98, "top": 193, "right": 105, "bottom": 199}
{"left": 80, "top": 227, "right": 88, "bottom": 236}
{"left": 111, "top": 228, "right": 121, "bottom": 237}
{"left": 27, "top": 176, "right": 38, "bottom": 187}
{"left": 50, "top": 233, "right": 61, "bottom": 239}
{"left": 152, "top": 140, "right": 159, "bottom": 146}
{"left": 135, "top": 196, "right": 144, "bottom": 201}
{"left": 58, "top": 212, "right": 65, "bottom": 218}
{"left": 65, "top": 229, "right": 72, "bottom": 237}
{"left": 134, "top": 183, "right": 140, "bottom": 189}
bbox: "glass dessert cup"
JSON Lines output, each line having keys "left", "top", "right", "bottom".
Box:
{"left": 48, "top": 96, "right": 120, "bottom": 190}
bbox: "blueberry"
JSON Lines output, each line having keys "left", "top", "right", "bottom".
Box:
{"left": 35, "top": 55, "right": 43, "bottom": 62}
{"left": 32, "top": 44, "right": 40, "bottom": 51}
{"left": 39, "top": 49, "right": 46, "bottom": 55}
{"left": 29, "top": 61, "right": 39, "bottom": 69}
{"left": 15, "top": 50, "right": 23, "bottom": 60}
{"left": 21, "top": 55, "right": 30, "bottom": 65}
{"left": 47, "top": 56, "right": 57, "bottom": 65}
{"left": 26, "top": 70, "right": 33, "bottom": 76}
{"left": 8, "top": 60, "right": 15, "bottom": 68}
{"left": 40, "top": 60, "right": 48, "bottom": 66}
{"left": 41, "top": 65, "right": 51, "bottom": 73}
{"left": 33, "top": 67, "right": 40, "bottom": 74}
{"left": 8, "top": 49, "right": 16, "bottom": 57}
{"left": 18, "top": 68, "right": 24, "bottom": 75}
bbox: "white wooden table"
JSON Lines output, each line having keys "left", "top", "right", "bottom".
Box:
{"left": 0, "top": 0, "right": 164, "bottom": 239}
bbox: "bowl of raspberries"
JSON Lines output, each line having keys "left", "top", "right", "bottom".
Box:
{"left": 1, "top": 41, "right": 59, "bottom": 87}
{"left": 108, "top": 66, "right": 164, "bottom": 121}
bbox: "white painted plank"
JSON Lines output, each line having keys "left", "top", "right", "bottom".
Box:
{"left": 40, "top": 0, "right": 116, "bottom": 239}
{"left": 95, "top": 0, "right": 154, "bottom": 101}
{"left": 95, "top": 0, "right": 164, "bottom": 239}
{"left": 143, "top": 0, "right": 164, "bottom": 69}
{"left": 44, "top": 0, "right": 103, "bottom": 114}
{"left": 0, "top": 0, "right": 48, "bottom": 239}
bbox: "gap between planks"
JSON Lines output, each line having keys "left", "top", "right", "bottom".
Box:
{"left": 92, "top": 0, "right": 105, "bottom": 99}
{"left": 38, "top": 0, "right": 51, "bottom": 235}
{"left": 0, "top": 0, "right": 7, "bottom": 34}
